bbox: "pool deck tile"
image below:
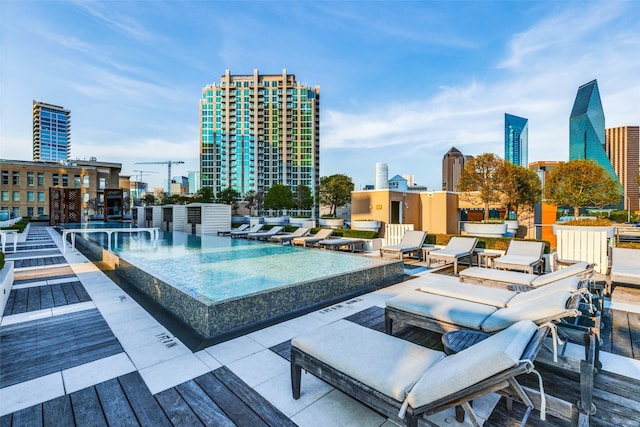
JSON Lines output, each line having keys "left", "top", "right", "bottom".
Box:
{"left": 1, "top": 307, "right": 52, "bottom": 326}
{"left": 194, "top": 350, "right": 223, "bottom": 371}
{"left": 225, "top": 348, "right": 290, "bottom": 388}
{"left": 138, "top": 352, "right": 211, "bottom": 395}
{"left": 205, "top": 335, "right": 266, "bottom": 366}
{"left": 62, "top": 352, "right": 136, "bottom": 394}
{"left": 290, "top": 388, "right": 386, "bottom": 427}
{"left": 0, "top": 373, "right": 64, "bottom": 417}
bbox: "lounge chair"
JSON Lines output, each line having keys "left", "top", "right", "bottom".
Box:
{"left": 385, "top": 276, "right": 583, "bottom": 335}
{"left": 246, "top": 226, "right": 284, "bottom": 241}
{"left": 270, "top": 227, "right": 310, "bottom": 244}
{"left": 491, "top": 240, "right": 545, "bottom": 274}
{"left": 317, "top": 238, "right": 365, "bottom": 252}
{"left": 217, "top": 224, "right": 249, "bottom": 236}
{"left": 606, "top": 247, "right": 640, "bottom": 294}
{"left": 230, "top": 223, "right": 264, "bottom": 238}
{"left": 459, "top": 261, "right": 593, "bottom": 290}
{"left": 425, "top": 237, "right": 478, "bottom": 274}
{"left": 291, "top": 229, "right": 333, "bottom": 247}
{"left": 380, "top": 230, "right": 427, "bottom": 260}
{"left": 292, "top": 319, "right": 550, "bottom": 427}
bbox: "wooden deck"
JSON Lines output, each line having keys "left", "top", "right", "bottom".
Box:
{"left": 3, "top": 281, "right": 92, "bottom": 316}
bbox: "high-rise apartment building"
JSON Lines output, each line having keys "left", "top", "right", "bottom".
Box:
{"left": 569, "top": 80, "right": 618, "bottom": 181}
{"left": 442, "top": 147, "right": 470, "bottom": 191}
{"left": 33, "top": 101, "right": 71, "bottom": 162}
{"left": 605, "top": 126, "right": 640, "bottom": 211}
{"left": 200, "top": 69, "right": 320, "bottom": 215}
{"left": 504, "top": 113, "right": 528, "bottom": 166}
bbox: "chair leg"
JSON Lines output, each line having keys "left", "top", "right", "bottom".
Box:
{"left": 291, "top": 358, "right": 302, "bottom": 399}
{"left": 384, "top": 312, "right": 393, "bottom": 334}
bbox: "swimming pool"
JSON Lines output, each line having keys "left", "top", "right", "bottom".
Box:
{"left": 73, "top": 229, "right": 404, "bottom": 339}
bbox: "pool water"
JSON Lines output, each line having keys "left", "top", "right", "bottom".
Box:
{"left": 114, "top": 231, "right": 377, "bottom": 303}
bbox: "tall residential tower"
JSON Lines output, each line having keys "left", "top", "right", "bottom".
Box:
{"left": 442, "top": 147, "right": 470, "bottom": 191}
{"left": 200, "top": 69, "right": 320, "bottom": 215}
{"left": 32, "top": 101, "right": 71, "bottom": 162}
{"left": 605, "top": 126, "right": 640, "bottom": 212}
{"left": 504, "top": 113, "right": 528, "bottom": 166}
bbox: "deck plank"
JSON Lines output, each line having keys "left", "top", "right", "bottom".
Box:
{"left": 10, "top": 288, "right": 28, "bottom": 314}
{"left": 71, "top": 282, "right": 91, "bottom": 303}
{"left": 213, "top": 366, "right": 296, "bottom": 427}
{"left": 10, "top": 404, "right": 43, "bottom": 427}
{"left": 155, "top": 388, "right": 204, "bottom": 427}
{"left": 95, "top": 378, "right": 139, "bottom": 426}
{"left": 194, "top": 373, "right": 268, "bottom": 427}
{"left": 50, "top": 285, "right": 67, "bottom": 307}
{"left": 174, "top": 380, "right": 235, "bottom": 427}
{"left": 39, "top": 286, "right": 55, "bottom": 310}
{"left": 61, "top": 283, "right": 80, "bottom": 305}
{"left": 42, "top": 395, "right": 74, "bottom": 427}
{"left": 611, "top": 309, "right": 633, "bottom": 358}
{"left": 627, "top": 312, "right": 640, "bottom": 359}
{"left": 118, "top": 372, "right": 171, "bottom": 427}
{"left": 69, "top": 386, "right": 108, "bottom": 427}
{"left": 26, "top": 287, "right": 41, "bottom": 312}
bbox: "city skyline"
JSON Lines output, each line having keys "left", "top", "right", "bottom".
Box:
{"left": 1, "top": 1, "right": 639, "bottom": 191}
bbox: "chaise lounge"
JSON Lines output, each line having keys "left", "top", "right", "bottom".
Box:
{"left": 291, "top": 228, "right": 333, "bottom": 247}
{"left": 380, "top": 230, "right": 427, "bottom": 260}
{"left": 270, "top": 227, "right": 310, "bottom": 244}
{"left": 217, "top": 223, "right": 249, "bottom": 236}
{"left": 246, "top": 226, "right": 284, "bottom": 240}
{"left": 491, "top": 240, "right": 545, "bottom": 274}
{"left": 291, "top": 319, "right": 550, "bottom": 427}
{"left": 606, "top": 247, "right": 640, "bottom": 294}
{"left": 317, "top": 237, "right": 365, "bottom": 252}
{"left": 425, "top": 237, "right": 478, "bottom": 274}
{"left": 230, "top": 223, "right": 264, "bottom": 238}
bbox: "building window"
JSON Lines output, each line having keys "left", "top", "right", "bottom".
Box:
{"left": 37, "top": 207, "right": 44, "bottom": 216}
{"left": 37, "top": 172, "right": 45, "bottom": 186}
{"left": 1, "top": 171, "right": 7, "bottom": 185}
{"left": 12, "top": 207, "right": 19, "bottom": 217}
{"left": 38, "top": 192, "right": 45, "bottom": 202}
{"left": 27, "top": 191, "right": 34, "bottom": 202}
{"left": 53, "top": 174, "right": 59, "bottom": 186}
{"left": 1, "top": 191, "right": 8, "bottom": 201}
{"left": 27, "top": 172, "right": 34, "bottom": 186}
{"left": 27, "top": 207, "right": 34, "bottom": 216}
{"left": 99, "top": 177, "right": 106, "bottom": 190}
{"left": 12, "top": 171, "right": 19, "bottom": 185}
{"left": 74, "top": 175, "right": 81, "bottom": 188}
{"left": 83, "top": 193, "right": 89, "bottom": 202}
{"left": 83, "top": 175, "right": 89, "bottom": 188}
{"left": 13, "top": 191, "right": 20, "bottom": 201}
{"left": 62, "top": 174, "right": 68, "bottom": 187}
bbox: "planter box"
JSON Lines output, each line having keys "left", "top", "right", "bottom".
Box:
{"left": 232, "top": 216, "right": 250, "bottom": 224}
{"left": 463, "top": 222, "right": 508, "bottom": 238}
{"left": 504, "top": 220, "right": 519, "bottom": 237}
{"left": 318, "top": 218, "right": 344, "bottom": 229}
{"left": 289, "top": 217, "right": 311, "bottom": 227}
{"left": 0, "top": 261, "right": 14, "bottom": 319}
{"left": 553, "top": 224, "right": 615, "bottom": 274}
{"left": 264, "top": 216, "right": 289, "bottom": 226}
{"left": 351, "top": 220, "right": 381, "bottom": 233}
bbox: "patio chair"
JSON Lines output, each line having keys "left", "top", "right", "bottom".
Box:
{"left": 230, "top": 223, "right": 264, "bottom": 238}
{"left": 270, "top": 227, "right": 310, "bottom": 244}
{"left": 317, "top": 238, "right": 365, "bottom": 252}
{"left": 247, "top": 226, "right": 284, "bottom": 241}
{"left": 291, "top": 229, "right": 333, "bottom": 247}
{"left": 491, "top": 240, "right": 545, "bottom": 274}
{"left": 292, "top": 319, "right": 550, "bottom": 427}
{"left": 217, "top": 224, "right": 248, "bottom": 236}
{"left": 606, "top": 247, "right": 640, "bottom": 294}
{"left": 380, "top": 230, "right": 427, "bottom": 260}
{"left": 459, "top": 261, "right": 593, "bottom": 290}
{"left": 425, "top": 237, "right": 478, "bottom": 274}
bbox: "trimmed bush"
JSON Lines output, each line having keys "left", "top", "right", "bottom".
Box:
{"left": 0, "top": 251, "right": 4, "bottom": 271}
{"left": 426, "top": 233, "right": 550, "bottom": 254}
{"left": 310, "top": 228, "right": 378, "bottom": 239}
{"left": 1, "top": 217, "right": 30, "bottom": 233}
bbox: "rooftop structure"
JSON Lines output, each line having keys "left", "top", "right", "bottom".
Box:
{"left": 32, "top": 101, "right": 71, "bottom": 162}
{"left": 606, "top": 126, "right": 640, "bottom": 212}
{"left": 504, "top": 113, "right": 528, "bottom": 166}
{"left": 200, "top": 69, "right": 320, "bottom": 216}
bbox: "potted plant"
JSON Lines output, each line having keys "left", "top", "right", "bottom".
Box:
{"left": 351, "top": 219, "right": 381, "bottom": 233}
{"left": 547, "top": 159, "right": 622, "bottom": 273}
{"left": 498, "top": 162, "right": 542, "bottom": 237}
{"left": 318, "top": 174, "right": 353, "bottom": 227}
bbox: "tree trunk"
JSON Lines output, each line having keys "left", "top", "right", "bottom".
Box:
{"left": 484, "top": 203, "right": 490, "bottom": 222}
{"left": 574, "top": 206, "right": 580, "bottom": 219}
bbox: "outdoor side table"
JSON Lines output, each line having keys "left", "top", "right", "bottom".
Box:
{"left": 476, "top": 252, "right": 501, "bottom": 268}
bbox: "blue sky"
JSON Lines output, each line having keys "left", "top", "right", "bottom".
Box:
{"left": 1, "top": 1, "right": 639, "bottom": 191}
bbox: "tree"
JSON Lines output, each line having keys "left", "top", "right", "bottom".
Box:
{"left": 498, "top": 163, "right": 542, "bottom": 217}
{"left": 263, "top": 184, "right": 294, "bottom": 215}
{"left": 319, "top": 174, "right": 354, "bottom": 216}
{"left": 142, "top": 194, "right": 156, "bottom": 206}
{"left": 193, "top": 186, "right": 214, "bottom": 203}
{"left": 244, "top": 190, "right": 264, "bottom": 216}
{"left": 294, "top": 184, "right": 314, "bottom": 211}
{"left": 457, "top": 153, "right": 504, "bottom": 221}
{"left": 545, "top": 159, "right": 622, "bottom": 218}
{"left": 214, "top": 187, "right": 239, "bottom": 212}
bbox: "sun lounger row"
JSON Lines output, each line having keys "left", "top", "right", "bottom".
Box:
{"left": 459, "top": 261, "right": 593, "bottom": 289}
{"left": 292, "top": 319, "right": 549, "bottom": 426}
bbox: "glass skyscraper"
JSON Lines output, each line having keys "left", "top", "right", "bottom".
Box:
{"left": 504, "top": 113, "right": 528, "bottom": 166}
{"left": 32, "top": 101, "right": 71, "bottom": 162}
{"left": 200, "top": 69, "right": 320, "bottom": 215}
{"left": 569, "top": 80, "right": 618, "bottom": 180}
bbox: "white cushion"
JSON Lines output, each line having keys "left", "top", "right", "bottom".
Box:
{"left": 419, "top": 282, "right": 514, "bottom": 308}
{"left": 481, "top": 291, "right": 573, "bottom": 332}
{"left": 507, "top": 276, "right": 580, "bottom": 307}
{"left": 386, "top": 292, "right": 496, "bottom": 330}
{"left": 611, "top": 266, "right": 640, "bottom": 285}
{"left": 611, "top": 248, "right": 640, "bottom": 268}
{"left": 506, "top": 241, "right": 544, "bottom": 257}
{"left": 291, "top": 320, "right": 443, "bottom": 401}
{"left": 493, "top": 255, "right": 540, "bottom": 268}
{"left": 406, "top": 320, "right": 536, "bottom": 408}
{"left": 531, "top": 262, "right": 589, "bottom": 286}
{"left": 459, "top": 267, "right": 536, "bottom": 286}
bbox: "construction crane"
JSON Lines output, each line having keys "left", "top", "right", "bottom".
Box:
{"left": 132, "top": 170, "right": 157, "bottom": 183}
{"left": 135, "top": 160, "right": 185, "bottom": 193}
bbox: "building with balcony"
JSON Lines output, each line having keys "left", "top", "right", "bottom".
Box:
{"left": 504, "top": 113, "right": 528, "bottom": 166}
{"left": 33, "top": 101, "right": 71, "bottom": 162}
{"left": 199, "top": 69, "right": 320, "bottom": 216}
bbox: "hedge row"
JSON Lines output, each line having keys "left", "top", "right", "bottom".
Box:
{"left": 0, "top": 251, "right": 4, "bottom": 271}
{"left": 1, "top": 217, "right": 30, "bottom": 233}
{"left": 425, "top": 233, "right": 551, "bottom": 254}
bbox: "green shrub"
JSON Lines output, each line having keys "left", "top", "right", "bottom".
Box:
{"left": 310, "top": 228, "right": 378, "bottom": 239}
{"left": 1, "top": 217, "right": 30, "bottom": 233}
{"left": 617, "top": 243, "right": 640, "bottom": 249}
{"left": 0, "top": 251, "right": 4, "bottom": 270}
{"left": 562, "top": 218, "right": 613, "bottom": 226}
